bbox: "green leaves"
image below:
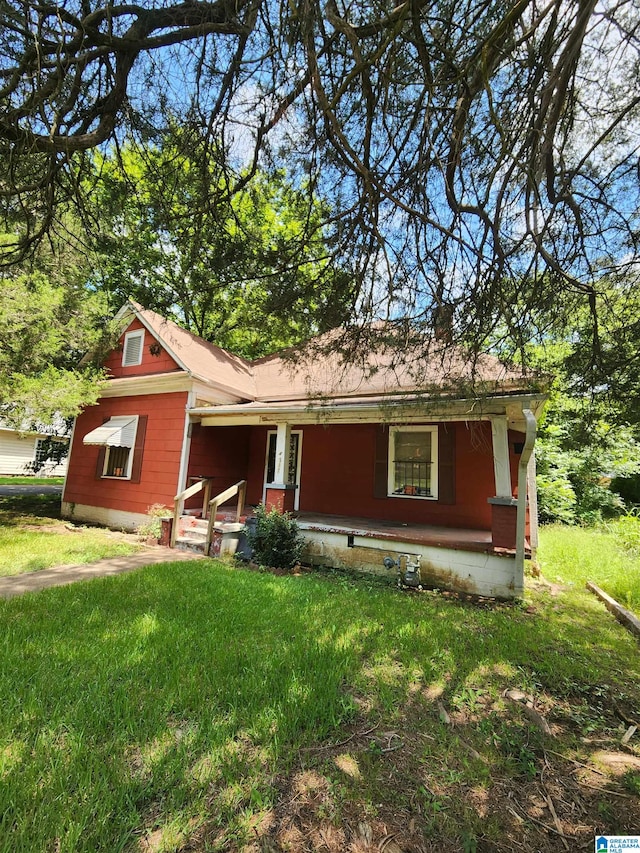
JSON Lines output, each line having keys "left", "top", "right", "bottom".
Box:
{"left": 92, "top": 130, "right": 354, "bottom": 358}
{"left": 0, "top": 235, "right": 110, "bottom": 425}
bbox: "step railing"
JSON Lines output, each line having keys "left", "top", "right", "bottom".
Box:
{"left": 171, "top": 477, "right": 247, "bottom": 550}
{"left": 171, "top": 477, "right": 213, "bottom": 547}
{"left": 205, "top": 480, "right": 247, "bottom": 555}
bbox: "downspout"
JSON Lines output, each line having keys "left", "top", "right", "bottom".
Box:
{"left": 515, "top": 409, "right": 537, "bottom": 581}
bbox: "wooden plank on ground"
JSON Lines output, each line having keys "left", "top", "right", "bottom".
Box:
{"left": 586, "top": 582, "right": 640, "bottom": 640}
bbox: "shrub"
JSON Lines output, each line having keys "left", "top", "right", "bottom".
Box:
{"left": 137, "top": 503, "right": 171, "bottom": 540}
{"left": 607, "top": 512, "right": 640, "bottom": 555}
{"left": 536, "top": 470, "right": 576, "bottom": 525}
{"left": 248, "top": 504, "right": 304, "bottom": 569}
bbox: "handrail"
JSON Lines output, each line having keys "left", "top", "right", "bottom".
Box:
{"left": 205, "top": 480, "right": 247, "bottom": 555}
{"left": 171, "top": 477, "right": 212, "bottom": 548}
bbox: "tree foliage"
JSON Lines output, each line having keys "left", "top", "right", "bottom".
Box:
{"left": 1, "top": 0, "right": 639, "bottom": 378}
{"left": 0, "top": 234, "right": 111, "bottom": 427}
{"left": 92, "top": 129, "right": 355, "bottom": 358}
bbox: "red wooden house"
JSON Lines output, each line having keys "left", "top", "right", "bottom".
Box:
{"left": 62, "top": 301, "right": 546, "bottom": 598}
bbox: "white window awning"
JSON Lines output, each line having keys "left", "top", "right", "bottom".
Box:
{"left": 83, "top": 417, "right": 138, "bottom": 448}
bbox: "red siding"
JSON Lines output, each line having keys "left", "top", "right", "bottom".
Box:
{"left": 243, "top": 421, "right": 504, "bottom": 531}
{"left": 64, "top": 392, "right": 188, "bottom": 514}
{"left": 185, "top": 424, "right": 252, "bottom": 510}
{"left": 104, "top": 318, "right": 181, "bottom": 377}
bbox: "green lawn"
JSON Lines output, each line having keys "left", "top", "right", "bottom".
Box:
{"left": 0, "top": 539, "right": 638, "bottom": 852}
{"left": 0, "top": 476, "right": 65, "bottom": 485}
{"left": 538, "top": 520, "right": 640, "bottom": 612}
{"left": 0, "top": 493, "right": 141, "bottom": 576}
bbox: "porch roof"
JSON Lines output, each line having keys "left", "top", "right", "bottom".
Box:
{"left": 188, "top": 389, "right": 546, "bottom": 424}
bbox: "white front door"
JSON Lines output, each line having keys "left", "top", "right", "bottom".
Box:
{"left": 263, "top": 430, "right": 302, "bottom": 510}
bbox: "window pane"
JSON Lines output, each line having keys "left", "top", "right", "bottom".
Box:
{"left": 105, "top": 446, "right": 130, "bottom": 477}
{"left": 392, "top": 431, "right": 432, "bottom": 496}
{"left": 394, "top": 431, "right": 431, "bottom": 462}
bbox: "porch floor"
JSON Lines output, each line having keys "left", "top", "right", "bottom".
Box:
{"left": 294, "top": 512, "right": 495, "bottom": 555}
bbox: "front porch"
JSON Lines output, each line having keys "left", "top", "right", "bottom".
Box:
{"left": 170, "top": 411, "right": 539, "bottom": 599}
{"left": 170, "top": 492, "right": 523, "bottom": 598}
{"left": 293, "top": 512, "right": 522, "bottom": 599}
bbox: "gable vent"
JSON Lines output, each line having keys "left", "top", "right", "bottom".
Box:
{"left": 122, "top": 330, "right": 144, "bottom": 366}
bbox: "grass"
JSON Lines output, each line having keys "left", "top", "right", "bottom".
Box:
{"left": 538, "top": 520, "right": 640, "bottom": 612}
{"left": 0, "top": 539, "right": 638, "bottom": 852}
{"left": 0, "top": 476, "right": 64, "bottom": 485}
{"left": 0, "top": 493, "right": 141, "bottom": 577}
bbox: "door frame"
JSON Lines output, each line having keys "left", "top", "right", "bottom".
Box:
{"left": 262, "top": 429, "right": 303, "bottom": 511}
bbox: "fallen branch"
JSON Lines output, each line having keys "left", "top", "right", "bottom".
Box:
{"left": 510, "top": 803, "right": 574, "bottom": 841}
{"left": 300, "top": 724, "right": 379, "bottom": 751}
{"left": 621, "top": 725, "right": 637, "bottom": 745}
{"left": 504, "top": 689, "right": 553, "bottom": 736}
{"left": 545, "top": 749, "right": 606, "bottom": 776}
{"left": 543, "top": 789, "right": 569, "bottom": 850}
{"left": 578, "top": 780, "right": 633, "bottom": 798}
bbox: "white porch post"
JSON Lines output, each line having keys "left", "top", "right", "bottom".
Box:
{"left": 273, "top": 422, "right": 292, "bottom": 485}
{"left": 515, "top": 409, "right": 537, "bottom": 576}
{"left": 490, "top": 416, "right": 512, "bottom": 497}
{"left": 265, "top": 422, "right": 295, "bottom": 513}
{"left": 527, "top": 447, "right": 539, "bottom": 561}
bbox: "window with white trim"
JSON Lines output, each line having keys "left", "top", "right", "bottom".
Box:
{"left": 388, "top": 426, "right": 438, "bottom": 499}
{"left": 103, "top": 443, "right": 134, "bottom": 478}
{"left": 32, "top": 438, "right": 67, "bottom": 473}
{"left": 122, "top": 329, "right": 145, "bottom": 367}
{"left": 83, "top": 415, "right": 139, "bottom": 479}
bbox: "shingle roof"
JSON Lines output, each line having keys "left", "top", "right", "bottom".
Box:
{"left": 125, "top": 302, "right": 541, "bottom": 402}
{"left": 127, "top": 302, "right": 257, "bottom": 398}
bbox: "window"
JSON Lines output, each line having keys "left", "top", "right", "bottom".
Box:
{"left": 388, "top": 426, "right": 438, "bottom": 499}
{"left": 83, "top": 416, "right": 139, "bottom": 479}
{"left": 122, "top": 329, "right": 145, "bottom": 367}
{"left": 34, "top": 438, "right": 50, "bottom": 469}
{"left": 32, "top": 438, "right": 67, "bottom": 473}
{"left": 103, "top": 444, "right": 133, "bottom": 478}
{"left": 263, "top": 430, "right": 302, "bottom": 511}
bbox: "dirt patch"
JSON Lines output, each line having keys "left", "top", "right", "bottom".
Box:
{"left": 591, "top": 750, "right": 640, "bottom": 775}
{"left": 192, "top": 699, "right": 640, "bottom": 853}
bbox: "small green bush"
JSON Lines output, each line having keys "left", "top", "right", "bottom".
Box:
{"left": 607, "top": 512, "right": 640, "bottom": 555}
{"left": 137, "top": 503, "right": 171, "bottom": 540}
{"left": 248, "top": 504, "right": 304, "bottom": 569}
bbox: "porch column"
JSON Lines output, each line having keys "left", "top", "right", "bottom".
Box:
{"left": 265, "top": 422, "right": 296, "bottom": 513}
{"left": 487, "top": 416, "right": 517, "bottom": 550}
{"left": 526, "top": 445, "right": 539, "bottom": 561}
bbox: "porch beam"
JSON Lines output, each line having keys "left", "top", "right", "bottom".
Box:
{"left": 490, "top": 416, "right": 512, "bottom": 498}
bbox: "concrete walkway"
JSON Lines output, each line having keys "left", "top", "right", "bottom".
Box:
{"left": 0, "top": 547, "right": 203, "bottom": 599}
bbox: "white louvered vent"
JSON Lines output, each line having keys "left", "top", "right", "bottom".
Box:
{"left": 122, "top": 330, "right": 144, "bottom": 366}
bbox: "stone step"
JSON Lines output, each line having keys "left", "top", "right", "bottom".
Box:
{"left": 178, "top": 529, "right": 207, "bottom": 542}
{"left": 174, "top": 537, "right": 206, "bottom": 554}
{"left": 180, "top": 517, "right": 209, "bottom": 534}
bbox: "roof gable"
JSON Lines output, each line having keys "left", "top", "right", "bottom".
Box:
{"left": 104, "top": 318, "right": 182, "bottom": 378}
{"left": 115, "top": 303, "right": 257, "bottom": 399}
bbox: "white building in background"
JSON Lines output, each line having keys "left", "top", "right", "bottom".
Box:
{"left": 0, "top": 421, "right": 69, "bottom": 476}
